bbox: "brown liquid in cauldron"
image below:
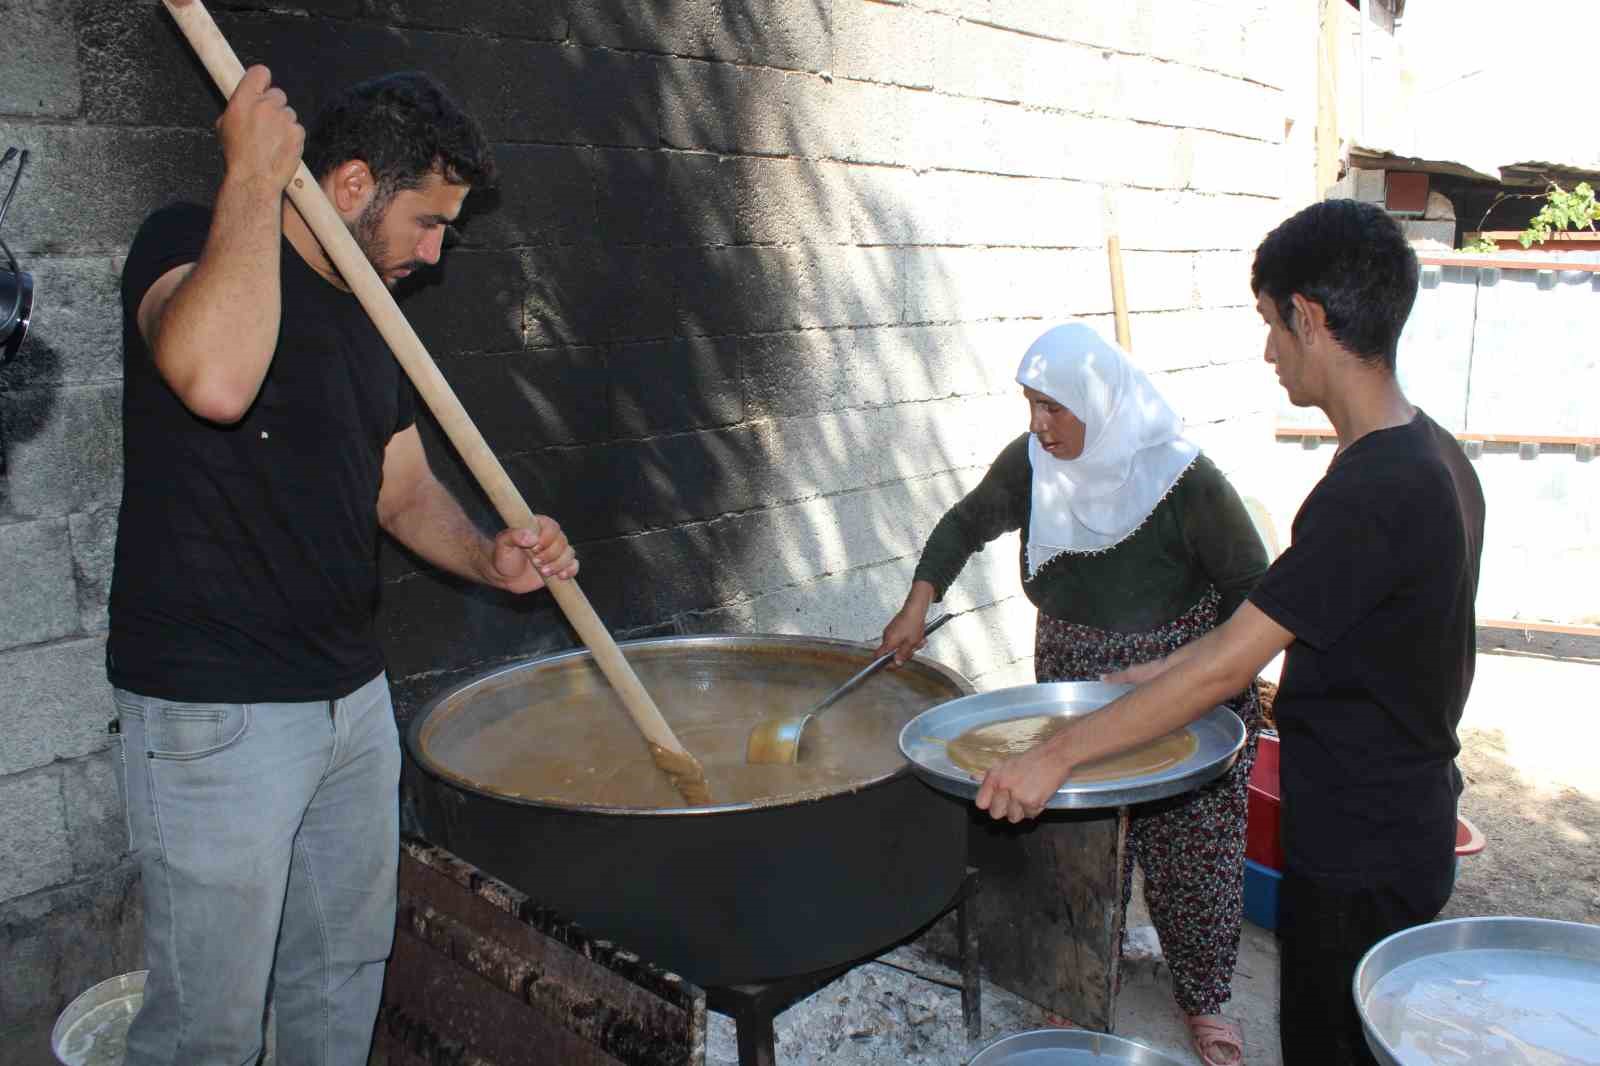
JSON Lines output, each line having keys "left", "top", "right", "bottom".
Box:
{"left": 946, "top": 714, "right": 1198, "bottom": 782}
{"left": 421, "top": 649, "right": 956, "bottom": 810}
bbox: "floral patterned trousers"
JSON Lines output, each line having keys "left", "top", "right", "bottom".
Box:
{"left": 1034, "top": 587, "right": 1262, "bottom": 1017}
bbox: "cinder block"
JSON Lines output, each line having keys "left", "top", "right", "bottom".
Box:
{"left": 929, "top": 172, "right": 1104, "bottom": 249}
{"left": 1016, "top": 37, "right": 1116, "bottom": 115}
{"left": 0, "top": 257, "right": 123, "bottom": 391}
{"left": 732, "top": 157, "right": 854, "bottom": 246}
{"left": 1192, "top": 250, "right": 1258, "bottom": 307}
{"left": 401, "top": 250, "right": 524, "bottom": 358}
{"left": 1121, "top": 251, "right": 1195, "bottom": 313}
{"left": 904, "top": 248, "right": 1109, "bottom": 323}
{"left": 70, "top": 506, "right": 119, "bottom": 634}
{"left": 1130, "top": 307, "right": 1264, "bottom": 375}
{"left": 363, "top": 0, "right": 567, "bottom": 39}
{"left": 437, "top": 346, "right": 609, "bottom": 453}
{"left": 1067, "top": 118, "right": 1192, "bottom": 189}
{"left": 1109, "top": 55, "right": 1281, "bottom": 144}
{"left": 500, "top": 42, "right": 658, "bottom": 148}
{"left": 0, "top": 863, "right": 143, "bottom": 1058}
{"left": 847, "top": 321, "right": 1041, "bottom": 406}
{"left": 806, "top": 246, "right": 904, "bottom": 330}
{"left": 572, "top": 0, "right": 832, "bottom": 73}
{"left": 658, "top": 59, "right": 794, "bottom": 155}
{"left": 1187, "top": 131, "right": 1288, "bottom": 198}
{"left": 0, "top": 636, "right": 114, "bottom": 777}
{"left": 0, "top": 519, "right": 77, "bottom": 653}
{"left": 0, "top": 0, "right": 81, "bottom": 118}
{"left": 63, "top": 749, "right": 126, "bottom": 878}
{"left": 0, "top": 125, "right": 220, "bottom": 257}
{"left": 986, "top": 0, "right": 1155, "bottom": 54}
{"left": 939, "top": 20, "right": 1029, "bottom": 103}
{"left": 607, "top": 426, "right": 767, "bottom": 528}
{"left": 0, "top": 770, "right": 71, "bottom": 902}
{"left": 595, "top": 150, "right": 732, "bottom": 246}
{"left": 827, "top": 79, "right": 912, "bottom": 166}
{"left": 842, "top": 164, "right": 930, "bottom": 246}
{"left": 609, "top": 337, "right": 744, "bottom": 437}
{"left": 522, "top": 244, "right": 676, "bottom": 347}
{"left": 1353, "top": 168, "right": 1386, "bottom": 204}
{"left": 742, "top": 329, "right": 854, "bottom": 421}
{"left": 674, "top": 246, "right": 809, "bottom": 335}
{"left": 835, "top": 1, "right": 949, "bottom": 89}
{"left": 470, "top": 145, "right": 594, "bottom": 250}
{"left": 1158, "top": 360, "right": 1273, "bottom": 426}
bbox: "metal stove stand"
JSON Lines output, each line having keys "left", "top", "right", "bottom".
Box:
{"left": 703, "top": 867, "right": 982, "bottom": 1066}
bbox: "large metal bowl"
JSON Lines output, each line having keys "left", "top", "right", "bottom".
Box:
{"left": 1355, "top": 915, "right": 1600, "bottom": 1065}
{"left": 899, "top": 681, "right": 1245, "bottom": 809}
{"left": 970, "top": 1028, "right": 1188, "bottom": 1065}
{"left": 51, "top": 970, "right": 146, "bottom": 1066}
{"left": 406, "top": 633, "right": 977, "bottom": 987}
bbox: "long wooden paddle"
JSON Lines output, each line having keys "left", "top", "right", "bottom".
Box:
{"left": 161, "top": 0, "right": 711, "bottom": 806}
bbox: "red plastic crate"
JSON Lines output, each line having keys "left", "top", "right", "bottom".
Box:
{"left": 1245, "top": 732, "right": 1284, "bottom": 870}
{"left": 1245, "top": 731, "right": 1487, "bottom": 873}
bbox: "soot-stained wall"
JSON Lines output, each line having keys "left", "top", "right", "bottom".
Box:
{"left": 0, "top": 1, "right": 1311, "bottom": 1055}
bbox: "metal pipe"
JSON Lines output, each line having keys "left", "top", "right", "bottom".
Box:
{"left": 1359, "top": 0, "right": 1369, "bottom": 142}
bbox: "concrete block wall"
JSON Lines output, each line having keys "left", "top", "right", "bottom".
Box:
{"left": 1, "top": 1, "right": 1311, "bottom": 1052}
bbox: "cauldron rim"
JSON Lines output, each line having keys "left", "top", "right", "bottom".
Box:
{"left": 406, "top": 632, "right": 976, "bottom": 818}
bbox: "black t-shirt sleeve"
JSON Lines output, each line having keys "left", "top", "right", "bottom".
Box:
{"left": 395, "top": 378, "right": 417, "bottom": 436}
{"left": 122, "top": 202, "right": 212, "bottom": 327}
{"left": 1249, "top": 468, "right": 1406, "bottom": 651}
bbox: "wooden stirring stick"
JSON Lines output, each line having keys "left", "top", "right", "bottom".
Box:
{"left": 161, "top": 0, "right": 711, "bottom": 806}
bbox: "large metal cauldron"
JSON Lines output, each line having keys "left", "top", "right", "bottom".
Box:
{"left": 406, "top": 634, "right": 975, "bottom": 988}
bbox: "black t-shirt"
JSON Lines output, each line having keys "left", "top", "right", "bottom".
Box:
{"left": 1249, "top": 411, "right": 1484, "bottom": 880}
{"left": 108, "top": 202, "right": 416, "bottom": 702}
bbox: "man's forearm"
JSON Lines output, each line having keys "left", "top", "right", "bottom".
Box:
{"left": 153, "top": 175, "right": 285, "bottom": 422}
{"left": 381, "top": 476, "right": 495, "bottom": 586}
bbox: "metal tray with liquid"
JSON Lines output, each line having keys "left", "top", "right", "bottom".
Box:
{"left": 898, "top": 681, "right": 1245, "bottom": 810}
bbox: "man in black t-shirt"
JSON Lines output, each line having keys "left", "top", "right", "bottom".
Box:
{"left": 109, "top": 69, "right": 578, "bottom": 1066}
{"left": 976, "top": 200, "right": 1484, "bottom": 1066}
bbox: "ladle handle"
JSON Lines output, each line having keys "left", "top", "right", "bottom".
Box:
{"left": 814, "top": 612, "right": 954, "bottom": 718}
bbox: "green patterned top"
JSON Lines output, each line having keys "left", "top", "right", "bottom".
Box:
{"left": 913, "top": 434, "right": 1268, "bottom": 632}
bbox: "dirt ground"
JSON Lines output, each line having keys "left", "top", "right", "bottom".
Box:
{"left": 1438, "top": 651, "right": 1600, "bottom": 925}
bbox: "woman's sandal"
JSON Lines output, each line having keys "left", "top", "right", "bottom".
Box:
{"left": 1186, "top": 1014, "right": 1244, "bottom": 1066}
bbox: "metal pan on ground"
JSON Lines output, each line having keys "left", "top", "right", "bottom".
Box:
{"left": 1355, "top": 915, "right": 1600, "bottom": 1066}
{"left": 970, "top": 1028, "right": 1188, "bottom": 1065}
{"left": 51, "top": 970, "right": 146, "bottom": 1066}
{"left": 898, "top": 681, "right": 1245, "bottom": 810}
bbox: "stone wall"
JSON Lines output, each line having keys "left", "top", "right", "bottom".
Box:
{"left": 0, "top": 1, "right": 1311, "bottom": 1056}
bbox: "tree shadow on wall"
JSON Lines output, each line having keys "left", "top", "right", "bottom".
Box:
{"left": 119, "top": 1, "right": 1013, "bottom": 719}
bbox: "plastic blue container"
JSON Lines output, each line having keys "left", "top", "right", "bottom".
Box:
{"left": 1243, "top": 858, "right": 1282, "bottom": 930}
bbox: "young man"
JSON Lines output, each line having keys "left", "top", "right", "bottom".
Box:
{"left": 976, "top": 199, "right": 1485, "bottom": 1065}
{"left": 109, "top": 69, "right": 577, "bottom": 1065}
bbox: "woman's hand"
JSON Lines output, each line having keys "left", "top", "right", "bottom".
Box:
{"left": 875, "top": 606, "right": 928, "bottom": 666}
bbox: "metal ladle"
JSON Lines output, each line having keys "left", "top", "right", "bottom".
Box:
{"left": 746, "top": 612, "right": 954, "bottom": 765}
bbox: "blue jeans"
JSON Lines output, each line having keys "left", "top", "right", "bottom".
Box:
{"left": 114, "top": 673, "right": 400, "bottom": 1066}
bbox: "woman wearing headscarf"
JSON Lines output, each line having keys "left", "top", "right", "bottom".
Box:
{"left": 877, "top": 322, "right": 1266, "bottom": 1066}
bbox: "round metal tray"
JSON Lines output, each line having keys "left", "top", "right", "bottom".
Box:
{"left": 970, "top": 1028, "right": 1188, "bottom": 1065}
{"left": 898, "top": 681, "right": 1245, "bottom": 810}
{"left": 1355, "top": 916, "right": 1600, "bottom": 1065}
{"left": 51, "top": 970, "right": 146, "bottom": 1066}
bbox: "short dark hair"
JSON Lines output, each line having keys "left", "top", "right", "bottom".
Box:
{"left": 303, "top": 71, "right": 495, "bottom": 201}
{"left": 1250, "top": 199, "right": 1419, "bottom": 369}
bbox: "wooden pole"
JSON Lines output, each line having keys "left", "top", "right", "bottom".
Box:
{"left": 160, "top": 0, "right": 711, "bottom": 805}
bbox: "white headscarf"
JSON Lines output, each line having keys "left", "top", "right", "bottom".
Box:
{"left": 1015, "top": 322, "right": 1199, "bottom": 576}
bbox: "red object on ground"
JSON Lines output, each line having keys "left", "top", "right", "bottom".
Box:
{"left": 1245, "top": 731, "right": 1487, "bottom": 870}
{"left": 1245, "top": 732, "right": 1285, "bottom": 870}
